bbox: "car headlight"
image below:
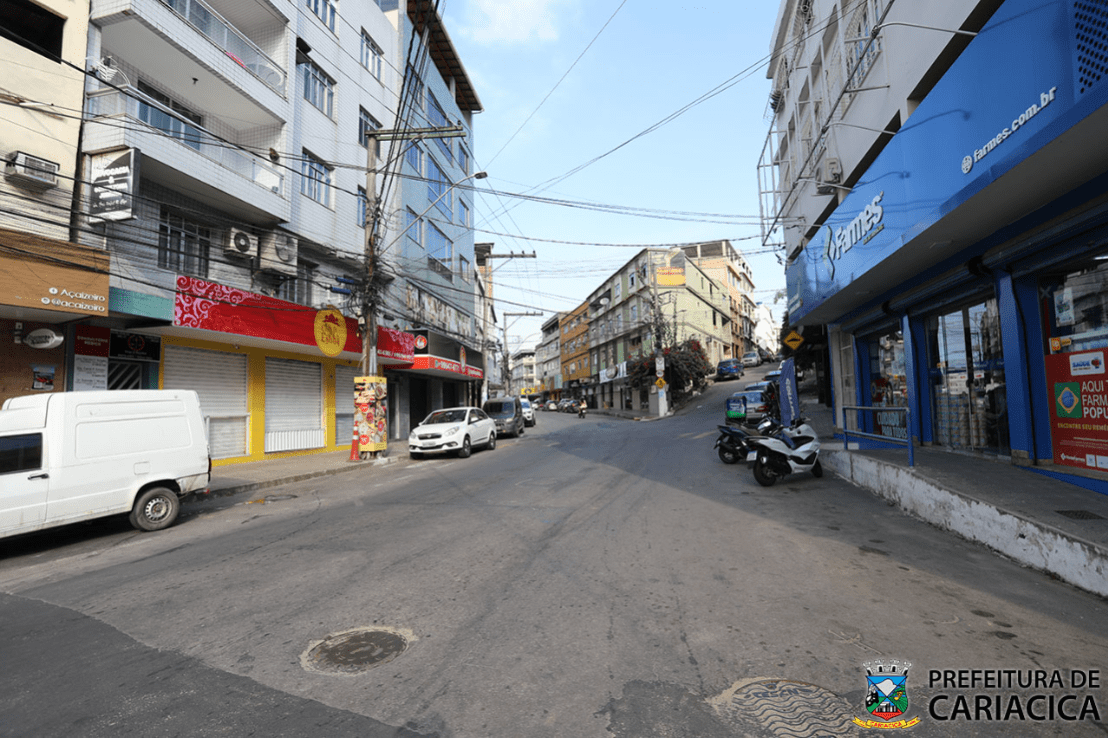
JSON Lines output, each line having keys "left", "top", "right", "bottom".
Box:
{"left": 445, "top": 425, "right": 460, "bottom": 436}
{"left": 409, "top": 430, "right": 419, "bottom": 440}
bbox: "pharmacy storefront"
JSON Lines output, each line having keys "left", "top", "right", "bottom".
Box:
{"left": 786, "top": 0, "right": 1108, "bottom": 492}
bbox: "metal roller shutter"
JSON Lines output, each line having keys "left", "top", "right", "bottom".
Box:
{"left": 163, "top": 346, "right": 248, "bottom": 459}
{"left": 334, "top": 364, "right": 358, "bottom": 447}
{"left": 265, "top": 358, "right": 323, "bottom": 452}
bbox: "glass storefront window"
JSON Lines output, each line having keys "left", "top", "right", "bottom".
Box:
{"left": 867, "top": 330, "right": 908, "bottom": 440}
{"left": 926, "top": 298, "right": 1009, "bottom": 455}
{"left": 1040, "top": 252, "right": 1108, "bottom": 473}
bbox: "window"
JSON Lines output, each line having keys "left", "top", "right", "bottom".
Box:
{"left": 137, "top": 81, "right": 203, "bottom": 150}
{"left": 302, "top": 59, "right": 334, "bottom": 117}
{"left": 459, "top": 200, "right": 470, "bottom": 227}
{"left": 427, "top": 158, "right": 451, "bottom": 219}
{"left": 458, "top": 254, "right": 471, "bottom": 282}
{"left": 428, "top": 94, "right": 452, "bottom": 160}
{"left": 0, "top": 433, "right": 42, "bottom": 474}
{"left": 629, "top": 270, "right": 637, "bottom": 290}
{"left": 357, "top": 186, "right": 368, "bottom": 227}
{"left": 614, "top": 280, "right": 622, "bottom": 301}
{"left": 0, "top": 0, "right": 63, "bottom": 60}
{"left": 301, "top": 150, "right": 332, "bottom": 206}
{"left": 405, "top": 141, "right": 421, "bottom": 174}
{"left": 158, "top": 207, "right": 211, "bottom": 277}
{"left": 359, "top": 107, "right": 382, "bottom": 158}
{"left": 306, "top": 0, "right": 336, "bottom": 32}
{"left": 360, "top": 30, "right": 382, "bottom": 78}
{"left": 458, "top": 146, "right": 470, "bottom": 175}
{"left": 405, "top": 207, "right": 421, "bottom": 246}
{"left": 426, "top": 222, "right": 453, "bottom": 277}
{"left": 276, "top": 260, "right": 316, "bottom": 305}
{"left": 404, "top": 65, "right": 424, "bottom": 110}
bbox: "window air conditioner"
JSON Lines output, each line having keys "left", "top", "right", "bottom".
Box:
{"left": 223, "top": 228, "right": 258, "bottom": 259}
{"left": 5, "top": 151, "right": 59, "bottom": 189}
{"left": 259, "top": 231, "right": 298, "bottom": 276}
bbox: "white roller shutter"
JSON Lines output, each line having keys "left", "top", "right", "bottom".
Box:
{"left": 334, "top": 364, "right": 358, "bottom": 447}
{"left": 163, "top": 346, "right": 248, "bottom": 459}
{"left": 265, "top": 358, "right": 323, "bottom": 452}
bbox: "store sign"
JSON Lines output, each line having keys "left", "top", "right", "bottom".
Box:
{"left": 961, "top": 87, "right": 1057, "bottom": 175}
{"left": 826, "top": 192, "right": 885, "bottom": 262}
{"left": 73, "top": 325, "right": 109, "bottom": 391}
{"left": 1045, "top": 351, "right": 1108, "bottom": 471}
{"left": 354, "top": 376, "right": 388, "bottom": 453}
{"left": 313, "top": 307, "right": 347, "bottom": 357}
{"left": 377, "top": 326, "right": 415, "bottom": 364}
{"left": 90, "top": 148, "right": 140, "bottom": 222}
{"left": 23, "top": 328, "right": 63, "bottom": 349}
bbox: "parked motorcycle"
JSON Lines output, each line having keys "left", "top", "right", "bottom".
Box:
{"left": 745, "top": 416, "right": 823, "bottom": 486}
{"left": 714, "top": 424, "right": 756, "bottom": 464}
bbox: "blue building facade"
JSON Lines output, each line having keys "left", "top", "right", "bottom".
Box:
{"left": 786, "top": 0, "right": 1108, "bottom": 493}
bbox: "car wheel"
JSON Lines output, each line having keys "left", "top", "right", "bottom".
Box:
{"left": 129, "top": 486, "right": 180, "bottom": 532}
{"left": 753, "top": 457, "right": 778, "bottom": 487}
{"left": 487, "top": 432, "right": 496, "bottom": 451}
{"left": 458, "top": 436, "right": 472, "bottom": 458}
{"left": 410, "top": 451, "right": 423, "bottom": 460}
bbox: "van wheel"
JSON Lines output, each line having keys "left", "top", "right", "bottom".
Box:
{"left": 458, "top": 436, "right": 472, "bottom": 458}
{"left": 130, "top": 487, "right": 180, "bottom": 531}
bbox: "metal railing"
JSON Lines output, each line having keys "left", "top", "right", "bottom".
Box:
{"left": 86, "top": 86, "right": 283, "bottom": 195}
{"left": 160, "top": 0, "right": 286, "bottom": 94}
{"left": 841, "top": 405, "right": 914, "bottom": 466}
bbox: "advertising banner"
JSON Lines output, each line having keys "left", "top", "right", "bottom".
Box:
{"left": 354, "top": 376, "right": 388, "bottom": 453}
{"left": 780, "top": 357, "right": 799, "bottom": 427}
{"left": 1045, "top": 350, "right": 1108, "bottom": 471}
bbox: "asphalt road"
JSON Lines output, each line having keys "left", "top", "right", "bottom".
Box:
{"left": 2, "top": 368, "right": 1106, "bottom": 737}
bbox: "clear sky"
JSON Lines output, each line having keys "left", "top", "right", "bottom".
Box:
{"left": 439, "top": 0, "right": 785, "bottom": 351}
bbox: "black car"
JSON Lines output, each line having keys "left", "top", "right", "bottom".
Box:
{"left": 715, "top": 358, "right": 745, "bottom": 381}
{"left": 482, "top": 397, "right": 525, "bottom": 437}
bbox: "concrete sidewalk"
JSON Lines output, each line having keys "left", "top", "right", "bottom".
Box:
{"left": 204, "top": 448, "right": 397, "bottom": 499}
{"left": 802, "top": 391, "right": 1108, "bottom": 598}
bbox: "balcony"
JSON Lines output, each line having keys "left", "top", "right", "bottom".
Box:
{"left": 93, "top": 0, "right": 288, "bottom": 120}
{"left": 85, "top": 86, "right": 287, "bottom": 221}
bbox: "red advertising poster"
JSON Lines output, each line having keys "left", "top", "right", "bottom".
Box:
{"left": 174, "top": 276, "right": 361, "bottom": 355}
{"left": 377, "top": 326, "right": 416, "bottom": 364}
{"left": 354, "top": 376, "right": 388, "bottom": 453}
{"left": 1044, "top": 350, "right": 1108, "bottom": 471}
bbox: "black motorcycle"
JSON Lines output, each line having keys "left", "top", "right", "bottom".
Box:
{"left": 714, "top": 424, "right": 756, "bottom": 464}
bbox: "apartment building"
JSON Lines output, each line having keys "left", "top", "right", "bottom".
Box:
{"left": 763, "top": 0, "right": 1108, "bottom": 493}
{"left": 559, "top": 302, "right": 590, "bottom": 401}
{"left": 680, "top": 240, "right": 758, "bottom": 359}
{"left": 535, "top": 312, "right": 563, "bottom": 402}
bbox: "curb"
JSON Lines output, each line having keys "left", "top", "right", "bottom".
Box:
{"left": 822, "top": 450, "right": 1108, "bottom": 598}
{"left": 196, "top": 456, "right": 398, "bottom": 502}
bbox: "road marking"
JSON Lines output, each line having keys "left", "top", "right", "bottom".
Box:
{"left": 692, "top": 431, "right": 715, "bottom": 439}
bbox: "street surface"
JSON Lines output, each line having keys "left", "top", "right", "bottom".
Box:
{"left": 2, "top": 365, "right": 1106, "bottom": 737}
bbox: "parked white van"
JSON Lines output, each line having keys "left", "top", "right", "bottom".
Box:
{"left": 0, "top": 390, "right": 211, "bottom": 539}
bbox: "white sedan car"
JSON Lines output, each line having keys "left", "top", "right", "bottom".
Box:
{"left": 409, "top": 407, "right": 497, "bottom": 459}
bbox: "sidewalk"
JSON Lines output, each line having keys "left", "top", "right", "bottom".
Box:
{"left": 204, "top": 447, "right": 397, "bottom": 499}
{"left": 802, "top": 389, "right": 1108, "bottom": 598}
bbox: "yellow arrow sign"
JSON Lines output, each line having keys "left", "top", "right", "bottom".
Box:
{"left": 784, "top": 330, "right": 804, "bottom": 350}
{"left": 655, "top": 377, "right": 667, "bottom": 389}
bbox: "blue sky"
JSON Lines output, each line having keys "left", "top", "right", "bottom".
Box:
{"left": 439, "top": 0, "right": 785, "bottom": 350}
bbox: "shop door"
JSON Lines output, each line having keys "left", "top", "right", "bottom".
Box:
{"left": 264, "top": 358, "right": 323, "bottom": 452}
{"left": 335, "top": 364, "right": 358, "bottom": 447}
{"left": 107, "top": 360, "right": 143, "bottom": 390}
{"left": 928, "top": 300, "right": 1009, "bottom": 455}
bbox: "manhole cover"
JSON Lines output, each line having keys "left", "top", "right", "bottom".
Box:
{"left": 712, "top": 678, "right": 856, "bottom": 737}
{"left": 302, "top": 627, "right": 412, "bottom": 675}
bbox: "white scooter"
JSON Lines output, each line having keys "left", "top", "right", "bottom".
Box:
{"left": 745, "top": 416, "right": 822, "bottom": 486}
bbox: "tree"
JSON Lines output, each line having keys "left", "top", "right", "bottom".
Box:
{"left": 627, "top": 337, "right": 713, "bottom": 404}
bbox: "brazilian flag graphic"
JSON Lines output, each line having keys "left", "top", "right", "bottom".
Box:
{"left": 1056, "top": 382, "right": 1082, "bottom": 419}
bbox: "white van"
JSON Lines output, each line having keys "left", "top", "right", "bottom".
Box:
{"left": 0, "top": 390, "right": 211, "bottom": 539}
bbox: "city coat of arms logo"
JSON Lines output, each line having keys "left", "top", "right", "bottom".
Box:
{"left": 853, "top": 660, "right": 921, "bottom": 729}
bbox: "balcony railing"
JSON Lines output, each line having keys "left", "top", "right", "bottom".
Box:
{"left": 87, "top": 86, "right": 284, "bottom": 195}
{"left": 160, "top": 0, "right": 286, "bottom": 94}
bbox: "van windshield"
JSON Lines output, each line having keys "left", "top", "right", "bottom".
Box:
{"left": 484, "top": 401, "right": 514, "bottom": 417}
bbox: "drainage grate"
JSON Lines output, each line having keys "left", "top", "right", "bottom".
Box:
{"left": 1056, "top": 509, "right": 1106, "bottom": 520}
{"left": 714, "top": 679, "right": 856, "bottom": 737}
{"left": 303, "top": 627, "right": 410, "bottom": 675}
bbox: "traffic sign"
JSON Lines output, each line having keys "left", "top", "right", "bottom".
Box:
{"left": 655, "top": 377, "right": 667, "bottom": 389}
{"left": 784, "top": 330, "right": 804, "bottom": 350}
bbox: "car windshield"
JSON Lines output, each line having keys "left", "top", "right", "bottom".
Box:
{"left": 719, "top": 360, "right": 740, "bottom": 368}
{"left": 425, "top": 409, "right": 467, "bottom": 424}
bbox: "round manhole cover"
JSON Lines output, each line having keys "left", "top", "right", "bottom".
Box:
{"left": 713, "top": 678, "right": 856, "bottom": 737}
{"left": 302, "top": 627, "right": 413, "bottom": 675}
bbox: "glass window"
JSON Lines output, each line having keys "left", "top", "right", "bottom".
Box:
{"left": 405, "top": 65, "right": 424, "bottom": 110}
{"left": 427, "top": 222, "right": 453, "bottom": 268}
{"left": 360, "top": 30, "right": 382, "bottom": 78}
{"left": 302, "top": 59, "right": 334, "bottom": 117}
{"left": 426, "top": 157, "right": 451, "bottom": 220}
{"left": 405, "top": 141, "right": 421, "bottom": 174}
{"left": 158, "top": 207, "right": 210, "bottom": 277}
{"left": 359, "top": 107, "right": 382, "bottom": 159}
{"left": 458, "top": 254, "right": 471, "bottom": 282}
{"left": 306, "top": 0, "right": 336, "bottom": 31}
{"left": 459, "top": 200, "right": 470, "bottom": 227}
{"left": 137, "top": 81, "right": 203, "bottom": 150}
{"left": 405, "top": 208, "right": 421, "bottom": 246}
{"left": 428, "top": 94, "right": 452, "bottom": 161}
{"left": 458, "top": 146, "right": 470, "bottom": 175}
{"left": 0, "top": 433, "right": 43, "bottom": 474}
{"left": 276, "top": 261, "right": 315, "bottom": 305}
{"left": 301, "top": 150, "right": 332, "bottom": 206}
{"left": 357, "top": 186, "right": 368, "bottom": 227}
{"left": 1042, "top": 256, "right": 1108, "bottom": 353}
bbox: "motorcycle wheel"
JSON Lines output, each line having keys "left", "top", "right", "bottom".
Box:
{"left": 718, "top": 445, "right": 740, "bottom": 465}
{"left": 753, "top": 457, "right": 778, "bottom": 487}
{"left": 812, "top": 460, "right": 824, "bottom": 478}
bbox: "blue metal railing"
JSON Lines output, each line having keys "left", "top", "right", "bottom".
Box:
{"left": 841, "top": 405, "right": 914, "bottom": 467}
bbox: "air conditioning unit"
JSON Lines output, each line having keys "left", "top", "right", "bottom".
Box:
{"left": 223, "top": 228, "right": 257, "bottom": 259}
{"left": 5, "top": 151, "right": 59, "bottom": 189}
{"left": 259, "top": 231, "right": 297, "bottom": 276}
{"left": 817, "top": 158, "right": 843, "bottom": 194}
